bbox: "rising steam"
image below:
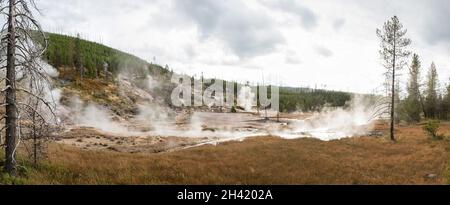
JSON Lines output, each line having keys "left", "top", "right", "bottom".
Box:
{"left": 58, "top": 64, "right": 379, "bottom": 146}
{"left": 237, "top": 85, "right": 256, "bottom": 111}
{"left": 69, "top": 97, "right": 130, "bottom": 134}
{"left": 276, "top": 95, "right": 378, "bottom": 141}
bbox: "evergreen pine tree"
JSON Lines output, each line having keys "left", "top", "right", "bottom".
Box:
{"left": 403, "top": 54, "right": 423, "bottom": 122}
{"left": 424, "top": 62, "right": 439, "bottom": 119}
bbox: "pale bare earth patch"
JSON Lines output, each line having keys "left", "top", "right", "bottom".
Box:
{"left": 55, "top": 126, "right": 210, "bottom": 153}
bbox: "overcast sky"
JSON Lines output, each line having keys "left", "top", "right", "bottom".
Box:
{"left": 35, "top": 0, "right": 450, "bottom": 93}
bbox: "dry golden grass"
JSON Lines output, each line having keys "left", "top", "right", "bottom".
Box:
{"left": 14, "top": 121, "right": 450, "bottom": 185}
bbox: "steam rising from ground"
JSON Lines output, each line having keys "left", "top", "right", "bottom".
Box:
{"left": 60, "top": 66, "right": 379, "bottom": 144}
{"left": 277, "top": 95, "right": 378, "bottom": 141}
{"left": 10, "top": 60, "right": 62, "bottom": 123}
{"left": 0, "top": 46, "right": 382, "bottom": 152}
{"left": 70, "top": 97, "right": 130, "bottom": 134}
{"left": 136, "top": 102, "right": 172, "bottom": 132}
{"left": 237, "top": 86, "right": 255, "bottom": 112}
{"left": 64, "top": 82, "right": 379, "bottom": 143}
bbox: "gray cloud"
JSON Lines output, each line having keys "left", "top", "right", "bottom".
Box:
{"left": 38, "top": 0, "right": 87, "bottom": 30}
{"left": 37, "top": 0, "right": 149, "bottom": 32}
{"left": 315, "top": 45, "right": 333, "bottom": 58}
{"left": 285, "top": 56, "right": 302, "bottom": 64}
{"left": 30, "top": 0, "right": 450, "bottom": 93}
{"left": 262, "top": 0, "right": 318, "bottom": 29}
{"left": 333, "top": 18, "right": 346, "bottom": 31}
{"left": 285, "top": 50, "right": 302, "bottom": 64}
{"left": 176, "top": 0, "right": 285, "bottom": 58}
{"left": 348, "top": 0, "right": 450, "bottom": 48}
{"left": 421, "top": 0, "right": 450, "bottom": 46}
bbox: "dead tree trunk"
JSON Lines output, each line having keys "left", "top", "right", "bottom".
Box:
{"left": 418, "top": 91, "right": 427, "bottom": 118}
{"left": 1, "top": 0, "right": 53, "bottom": 174}
{"left": 5, "top": 0, "right": 17, "bottom": 175}
{"left": 32, "top": 95, "right": 38, "bottom": 166}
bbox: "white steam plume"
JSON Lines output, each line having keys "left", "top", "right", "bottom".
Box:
{"left": 276, "top": 95, "right": 378, "bottom": 141}
{"left": 237, "top": 86, "right": 255, "bottom": 112}
{"left": 68, "top": 96, "right": 130, "bottom": 134}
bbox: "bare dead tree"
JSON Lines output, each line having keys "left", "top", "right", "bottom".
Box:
{"left": 20, "top": 70, "right": 57, "bottom": 167}
{"left": 366, "top": 85, "right": 391, "bottom": 123}
{"left": 103, "top": 61, "right": 108, "bottom": 81}
{"left": 376, "top": 16, "right": 411, "bottom": 141}
{"left": 74, "top": 33, "right": 84, "bottom": 82}
{"left": 0, "top": 0, "right": 56, "bottom": 175}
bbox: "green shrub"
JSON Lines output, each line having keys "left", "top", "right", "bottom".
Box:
{"left": 423, "top": 120, "right": 443, "bottom": 140}
{"left": 0, "top": 173, "right": 29, "bottom": 185}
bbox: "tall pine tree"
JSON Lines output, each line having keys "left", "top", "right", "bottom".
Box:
{"left": 376, "top": 16, "right": 411, "bottom": 141}
{"left": 403, "top": 54, "right": 423, "bottom": 122}
{"left": 442, "top": 79, "right": 450, "bottom": 120}
{"left": 424, "top": 62, "right": 439, "bottom": 119}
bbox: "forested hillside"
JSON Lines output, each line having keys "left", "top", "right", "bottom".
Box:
{"left": 279, "top": 88, "right": 351, "bottom": 112}
{"left": 44, "top": 33, "right": 170, "bottom": 78}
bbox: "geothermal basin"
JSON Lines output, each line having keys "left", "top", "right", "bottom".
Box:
{"left": 56, "top": 110, "right": 377, "bottom": 154}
